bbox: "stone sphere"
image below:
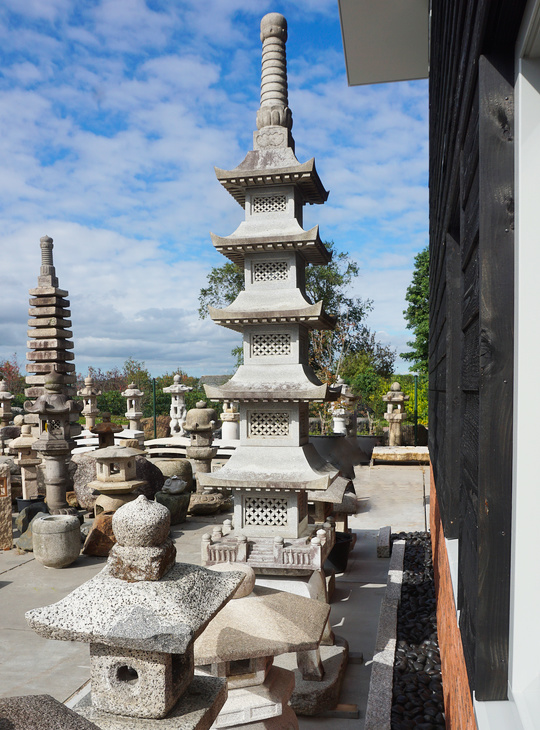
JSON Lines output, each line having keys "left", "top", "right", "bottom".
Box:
{"left": 112, "top": 495, "right": 170, "bottom": 547}
{"left": 207, "top": 562, "right": 256, "bottom": 599}
{"left": 260, "top": 12, "right": 287, "bottom": 42}
{"left": 390, "top": 382, "right": 402, "bottom": 392}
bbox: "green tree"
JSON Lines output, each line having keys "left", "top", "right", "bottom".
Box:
{"left": 198, "top": 241, "right": 394, "bottom": 378}
{"left": 401, "top": 247, "right": 429, "bottom": 375}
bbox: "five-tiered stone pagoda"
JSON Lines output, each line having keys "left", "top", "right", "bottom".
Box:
{"left": 200, "top": 12, "right": 346, "bottom": 573}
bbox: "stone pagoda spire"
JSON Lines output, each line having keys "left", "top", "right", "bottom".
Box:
{"left": 26, "top": 236, "right": 75, "bottom": 399}
{"left": 200, "top": 13, "right": 345, "bottom": 571}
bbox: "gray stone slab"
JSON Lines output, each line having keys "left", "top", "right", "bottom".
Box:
{"left": 74, "top": 676, "right": 226, "bottom": 729}
{"left": 0, "top": 694, "right": 100, "bottom": 729}
{"left": 377, "top": 526, "right": 391, "bottom": 558}
{"left": 363, "top": 539, "right": 405, "bottom": 730}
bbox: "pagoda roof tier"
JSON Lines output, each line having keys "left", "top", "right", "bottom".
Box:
{"left": 197, "top": 443, "right": 340, "bottom": 491}
{"left": 210, "top": 225, "right": 331, "bottom": 266}
{"left": 215, "top": 152, "right": 328, "bottom": 207}
{"left": 204, "top": 364, "right": 341, "bottom": 402}
{"left": 209, "top": 290, "right": 336, "bottom": 332}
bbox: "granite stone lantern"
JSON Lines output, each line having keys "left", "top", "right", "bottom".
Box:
{"left": 0, "top": 378, "right": 14, "bottom": 427}
{"left": 87, "top": 445, "right": 147, "bottom": 514}
{"left": 163, "top": 374, "right": 193, "bottom": 436}
{"left": 26, "top": 495, "right": 243, "bottom": 729}
{"left": 331, "top": 377, "right": 359, "bottom": 436}
{"left": 9, "top": 424, "right": 41, "bottom": 500}
{"left": 90, "top": 412, "right": 123, "bottom": 449}
{"left": 198, "top": 12, "right": 347, "bottom": 574}
{"left": 184, "top": 401, "right": 221, "bottom": 486}
{"left": 194, "top": 573, "right": 330, "bottom": 729}
{"left": 24, "top": 370, "right": 83, "bottom": 514}
{"left": 121, "top": 382, "right": 144, "bottom": 431}
{"left": 220, "top": 401, "right": 240, "bottom": 441}
{"left": 383, "top": 381, "right": 410, "bottom": 446}
{"left": 77, "top": 376, "right": 101, "bottom": 432}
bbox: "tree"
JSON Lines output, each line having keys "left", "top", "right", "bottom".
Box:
{"left": 0, "top": 353, "right": 25, "bottom": 409}
{"left": 198, "top": 241, "right": 394, "bottom": 377}
{"left": 401, "top": 246, "right": 429, "bottom": 375}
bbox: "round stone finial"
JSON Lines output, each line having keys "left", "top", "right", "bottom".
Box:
{"left": 0, "top": 379, "right": 7, "bottom": 392}
{"left": 173, "top": 374, "right": 181, "bottom": 384}
{"left": 196, "top": 400, "right": 206, "bottom": 409}
{"left": 260, "top": 12, "right": 287, "bottom": 42}
{"left": 44, "top": 369, "right": 64, "bottom": 393}
{"left": 112, "top": 495, "right": 170, "bottom": 547}
{"left": 21, "top": 424, "right": 32, "bottom": 435}
{"left": 391, "top": 382, "right": 401, "bottom": 392}
{"left": 84, "top": 376, "right": 93, "bottom": 386}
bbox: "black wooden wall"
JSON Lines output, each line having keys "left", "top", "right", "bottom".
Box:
{"left": 428, "top": 0, "right": 525, "bottom": 701}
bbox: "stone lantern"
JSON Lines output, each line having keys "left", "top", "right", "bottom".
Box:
{"left": 184, "top": 401, "right": 221, "bottom": 487}
{"left": 87, "top": 446, "right": 147, "bottom": 514}
{"left": 24, "top": 370, "right": 83, "bottom": 513}
{"left": 383, "top": 381, "right": 410, "bottom": 446}
{"left": 90, "top": 412, "right": 123, "bottom": 449}
{"left": 0, "top": 379, "right": 14, "bottom": 427}
{"left": 77, "top": 375, "right": 101, "bottom": 431}
{"left": 163, "top": 374, "right": 193, "bottom": 436}
{"left": 121, "top": 382, "right": 144, "bottom": 431}
{"left": 9, "top": 424, "right": 40, "bottom": 500}
{"left": 220, "top": 400, "right": 240, "bottom": 441}
{"left": 26, "top": 496, "right": 243, "bottom": 728}
{"left": 331, "top": 377, "right": 359, "bottom": 436}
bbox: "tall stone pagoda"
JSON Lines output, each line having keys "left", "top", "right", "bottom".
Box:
{"left": 25, "top": 236, "right": 81, "bottom": 440}
{"left": 200, "top": 13, "right": 345, "bottom": 573}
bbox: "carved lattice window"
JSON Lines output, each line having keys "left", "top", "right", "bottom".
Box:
{"left": 244, "top": 496, "right": 288, "bottom": 526}
{"left": 249, "top": 411, "right": 290, "bottom": 437}
{"left": 251, "top": 333, "right": 291, "bottom": 357}
{"left": 252, "top": 194, "right": 287, "bottom": 214}
{"left": 252, "top": 260, "right": 288, "bottom": 282}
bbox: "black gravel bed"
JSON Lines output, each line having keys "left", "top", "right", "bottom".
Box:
{"left": 390, "top": 531, "right": 445, "bottom": 730}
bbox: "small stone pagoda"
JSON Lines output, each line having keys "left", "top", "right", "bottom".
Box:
{"left": 26, "top": 496, "right": 243, "bottom": 729}
{"left": 122, "top": 382, "right": 144, "bottom": 431}
{"left": 383, "top": 381, "right": 410, "bottom": 446}
{"left": 163, "top": 374, "right": 192, "bottom": 436}
{"left": 199, "top": 13, "right": 345, "bottom": 573}
{"left": 87, "top": 445, "right": 146, "bottom": 514}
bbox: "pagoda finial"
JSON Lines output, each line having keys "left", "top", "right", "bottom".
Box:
{"left": 256, "top": 13, "right": 292, "bottom": 131}
{"left": 38, "top": 235, "right": 58, "bottom": 287}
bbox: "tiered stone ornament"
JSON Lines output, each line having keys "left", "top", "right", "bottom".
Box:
{"left": 9, "top": 424, "right": 40, "bottom": 500}
{"left": 77, "top": 375, "right": 101, "bottom": 431}
{"left": 26, "top": 496, "right": 243, "bottom": 729}
{"left": 383, "top": 381, "right": 410, "bottom": 446}
{"left": 0, "top": 378, "right": 14, "bottom": 427}
{"left": 122, "top": 382, "right": 144, "bottom": 431}
{"left": 199, "top": 12, "right": 346, "bottom": 573}
{"left": 24, "top": 370, "right": 83, "bottom": 514}
{"left": 87, "top": 446, "right": 147, "bottom": 514}
{"left": 25, "top": 236, "right": 81, "bottom": 446}
{"left": 184, "top": 401, "right": 221, "bottom": 486}
{"left": 163, "top": 374, "right": 193, "bottom": 436}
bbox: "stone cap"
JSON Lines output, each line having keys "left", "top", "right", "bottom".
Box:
{"left": 26, "top": 562, "right": 245, "bottom": 653}
{"left": 194, "top": 585, "right": 329, "bottom": 665}
{"left": 90, "top": 445, "right": 142, "bottom": 461}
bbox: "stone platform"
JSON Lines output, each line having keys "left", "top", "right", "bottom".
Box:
{"left": 370, "top": 447, "right": 429, "bottom": 465}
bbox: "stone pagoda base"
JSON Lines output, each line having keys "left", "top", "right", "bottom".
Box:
{"left": 74, "top": 676, "right": 226, "bottom": 730}
{"left": 204, "top": 666, "right": 295, "bottom": 729}
{"left": 202, "top": 522, "right": 335, "bottom": 576}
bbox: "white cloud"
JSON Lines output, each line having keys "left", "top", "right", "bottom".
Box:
{"left": 0, "top": 1, "right": 428, "bottom": 379}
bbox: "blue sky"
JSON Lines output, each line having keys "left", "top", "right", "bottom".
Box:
{"left": 0, "top": 0, "right": 428, "bottom": 378}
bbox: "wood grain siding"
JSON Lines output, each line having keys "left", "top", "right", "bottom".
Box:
{"left": 429, "top": 0, "right": 523, "bottom": 701}
{"left": 476, "top": 53, "right": 514, "bottom": 700}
